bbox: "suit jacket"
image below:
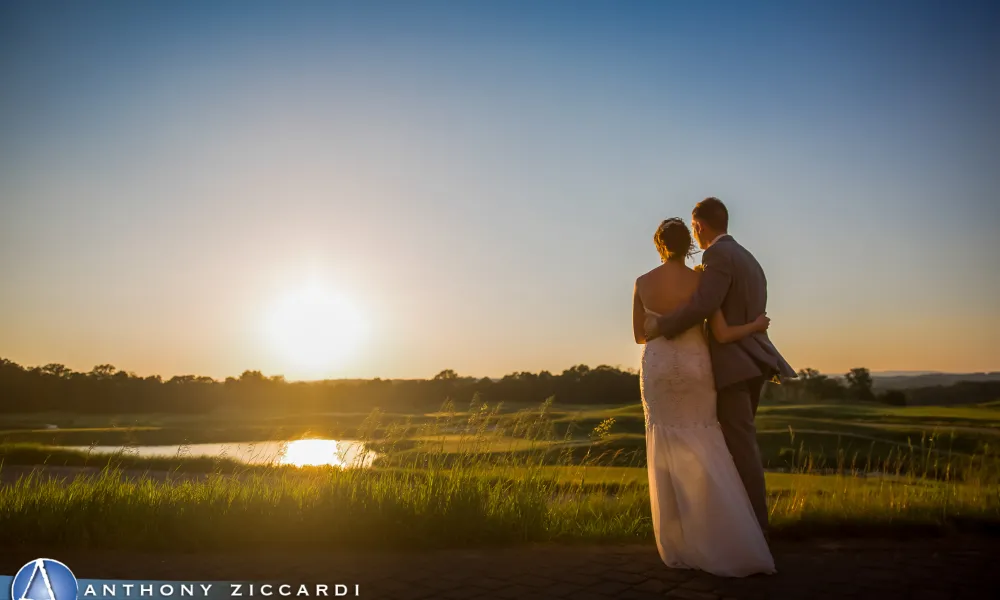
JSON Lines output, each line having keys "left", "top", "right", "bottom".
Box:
{"left": 656, "top": 235, "right": 795, "bottom": 391}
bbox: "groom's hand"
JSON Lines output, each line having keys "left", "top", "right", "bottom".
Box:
{"left": 643, "top": 314, "right": 660, "bottom": 342}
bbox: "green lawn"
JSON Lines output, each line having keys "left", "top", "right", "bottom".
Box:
{"left": 2, "top": 399, "right": 1000, "bottom": 551}
{"left": 4, "top": 400, "right": 1000, "bottom": 478}
{"left": 3, "top": 462, "right": 997, "bottom": 552}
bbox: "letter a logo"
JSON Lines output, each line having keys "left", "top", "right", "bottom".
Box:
{"left": 11, "top": 559, "right": 78, "bottom": 600}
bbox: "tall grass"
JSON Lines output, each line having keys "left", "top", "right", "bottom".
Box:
{"left": 1, "top": 398, "right": 998, "bottom": 551}
{"left": 776, "top": 425, "right": 1000, "bottom": 483}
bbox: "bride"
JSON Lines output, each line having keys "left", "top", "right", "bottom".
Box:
{"left": 632, "top": 217, "right": 775, "bottom": 577}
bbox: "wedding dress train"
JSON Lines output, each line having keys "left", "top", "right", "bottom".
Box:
{"left": 640, "top": 319, "right": 775, "bottom": 577}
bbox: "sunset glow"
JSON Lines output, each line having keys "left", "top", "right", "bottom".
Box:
{"left": 0, "top": 2, "right": 996, "bottom": 379}
{"left": 265, "top": 283, "right": 367, "bottom": 380}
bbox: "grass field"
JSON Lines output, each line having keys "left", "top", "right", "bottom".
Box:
{"left": 2, "top": 398, "right": 999, "bottom": 550}
{"left": 10, "top": 399, "right": 997, "bottom": 480}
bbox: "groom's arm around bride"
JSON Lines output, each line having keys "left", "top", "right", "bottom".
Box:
{"left": 645, "top": 240, "right": 731, "bottom": 341}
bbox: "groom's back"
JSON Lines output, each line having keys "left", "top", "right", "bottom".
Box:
{"left": 708, "top": 236, "right": 789, "bottom": 389}
{"left": 715, "top": 238, "right": 767, "bottom": 324}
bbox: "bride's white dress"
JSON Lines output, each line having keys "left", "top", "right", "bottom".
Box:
{"left": 640, "top": 317, "right": 775, "bottom": 577}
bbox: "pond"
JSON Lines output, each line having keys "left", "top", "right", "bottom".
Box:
{"left": 66, "top": 439, "right": 376, "bottom": 468}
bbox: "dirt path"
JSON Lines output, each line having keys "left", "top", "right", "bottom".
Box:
{"left": 3, "top": 537, "right": 997, "bottom": 599}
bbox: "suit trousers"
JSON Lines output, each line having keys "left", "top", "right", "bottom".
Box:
{"left": 716, "top": 376, "right": 769, "bottom": 532}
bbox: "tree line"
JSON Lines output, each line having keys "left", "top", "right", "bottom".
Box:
{"left": 0, "top": 358, "right": 993, "bottom": 414}
{"left": 0, "top": 360, "right": 639, "bottom": 414}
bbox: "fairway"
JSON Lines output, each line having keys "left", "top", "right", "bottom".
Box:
{"left": 3, "top": 400, "right": 1000, "bottom": 473}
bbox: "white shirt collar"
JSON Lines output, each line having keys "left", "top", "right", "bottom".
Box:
{"left": 707, "top": 233, "right": 729, "bottom": 248}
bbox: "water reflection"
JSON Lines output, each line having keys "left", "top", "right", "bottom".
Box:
{"left": 278, "top": 439, "right": 372, "bottom": 467}
{"left": 68, "top": 439, "right": 376, "bottom": 468}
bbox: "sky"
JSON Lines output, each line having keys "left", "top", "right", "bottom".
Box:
{"left": 1, "top": 0, "right": 998, "bottom": 380}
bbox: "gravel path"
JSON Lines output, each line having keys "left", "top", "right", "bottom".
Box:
{"left": 3, "top": 537, "right": 998, "bottom": 599}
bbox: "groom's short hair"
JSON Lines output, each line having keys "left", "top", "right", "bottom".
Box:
{"left": 693, "top": 197, "right": 728, "bottom": 232}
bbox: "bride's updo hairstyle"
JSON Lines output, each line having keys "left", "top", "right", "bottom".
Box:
{"left": 654, "top": 218, "right": 694, "bottom": 263}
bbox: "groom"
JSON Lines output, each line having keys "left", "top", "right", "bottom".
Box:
{"left": 644, "top": 197, "right": 794, "bottom": 533}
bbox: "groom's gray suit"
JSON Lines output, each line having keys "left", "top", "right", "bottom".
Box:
{"left": 654, "top": 234, "right": 794, "bottom": 530}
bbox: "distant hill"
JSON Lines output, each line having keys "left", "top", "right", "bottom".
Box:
{"left": 873, "top": 372, "right": 1000, "bottom": 391}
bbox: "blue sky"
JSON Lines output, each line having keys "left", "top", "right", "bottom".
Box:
{"left": 1, "top": 1, "right": 998, "bottom": 379}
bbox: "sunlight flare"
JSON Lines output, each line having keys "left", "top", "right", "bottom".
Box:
{"left": 265, "top": 282, "right": 367, "bottom": 379}
{"left": 278, "top": 439, "right": 373, "bottom": 468}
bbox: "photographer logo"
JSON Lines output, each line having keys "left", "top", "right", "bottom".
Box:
{"left": 12, "top": 559, "right": 78, "bottom": 600}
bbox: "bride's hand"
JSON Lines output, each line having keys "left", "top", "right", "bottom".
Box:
{"left": 752, "top": 313, "right": 770, "bottom": 332}
{"left": 643, "top": 313, "right": 660, "bottom": 342}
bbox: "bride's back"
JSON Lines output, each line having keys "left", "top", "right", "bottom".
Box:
{"left": 637, "top": 262, "right": 700, "bottom": 316}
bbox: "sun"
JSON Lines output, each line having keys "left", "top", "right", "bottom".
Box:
{"left": 265, "top": 282, "right": 366, "bottom": 379}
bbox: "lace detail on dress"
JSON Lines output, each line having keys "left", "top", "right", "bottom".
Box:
{"left": 640, "top": 325, "right": 717, "bottom": 429}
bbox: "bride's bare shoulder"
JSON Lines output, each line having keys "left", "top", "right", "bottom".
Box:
{"left": 637, "top": 263, "right": 696, "bottom": 287}
{"left": 636, "top": 263, "right": 668, "bottom": 285}
{"left": 640, "top": 264, "right": 662, "bottom": 276}
{"left": 648, "top": 262, "right": 697, "bottom": 276}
